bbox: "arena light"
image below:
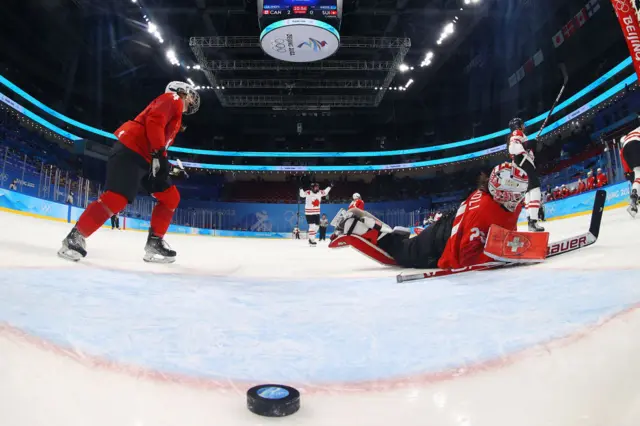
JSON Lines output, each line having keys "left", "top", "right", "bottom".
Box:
{"left": 166, "top": 49, "right": 180, "bottom": 66}
{"left": 186, "top": 78, "right": 196, "bottom": 86}
{"left": 420, "top": 51, "right": 434, "bottom": 67}
{"left": 405, "top": 79, "right": 414, "bottom": 88}
{"left": 398, "top": 63, "right": 410, "bottom": 73}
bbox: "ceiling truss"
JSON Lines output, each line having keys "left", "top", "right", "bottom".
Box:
{"left": 190, "top": 36, "right": 410, "bottom": 109}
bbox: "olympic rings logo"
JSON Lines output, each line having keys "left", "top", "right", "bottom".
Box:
{"left": 613, "top": 0, "right": 630, "bottom": 13}
{"left": 271, "top": 38, "right": 287, "bottom": 53}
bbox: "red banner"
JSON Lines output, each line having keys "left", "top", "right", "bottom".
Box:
{"left": 611, "top": 0, "right": 640, "bottom": 78}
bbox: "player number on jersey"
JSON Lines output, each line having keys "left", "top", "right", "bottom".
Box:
{"left": 469, "top": 227, "right": 486, "bottom": 244}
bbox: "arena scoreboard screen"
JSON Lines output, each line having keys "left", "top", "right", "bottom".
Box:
{"left": 258, "top": 0, "right": 342, "bottom": 63}
{"left": 262, "top": 0, "right": 339, "bottom": 19}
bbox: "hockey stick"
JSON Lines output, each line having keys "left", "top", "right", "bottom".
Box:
{"left": 396, "top": 190, "right": 606, "bottom": 283}
{"left": 534, "top": 64, "right": 569, "bottom": 140}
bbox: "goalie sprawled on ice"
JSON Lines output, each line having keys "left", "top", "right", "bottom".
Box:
{"left": 329, "top": 163, "right": 549, "bottom": 268}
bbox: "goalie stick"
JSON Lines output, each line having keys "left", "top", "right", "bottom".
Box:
{"left": 396, "top": 190, "right": 606, "bottom": 283}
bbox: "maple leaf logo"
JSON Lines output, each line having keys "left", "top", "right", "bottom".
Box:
{"left": 312, "top": 199, "right": 320, "bottom": 207}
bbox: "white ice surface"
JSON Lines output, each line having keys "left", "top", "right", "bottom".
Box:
{"left": 0, "top": 207, "right": 639, "bottom": 426}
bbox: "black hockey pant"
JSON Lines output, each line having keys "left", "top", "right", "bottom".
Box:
{"left": 377, "top": 212, "right": 456, "bottom": 268}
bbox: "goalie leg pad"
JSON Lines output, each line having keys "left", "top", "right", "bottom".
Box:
{"left": 329, "top": 234, "right": 397, "bottom": 266}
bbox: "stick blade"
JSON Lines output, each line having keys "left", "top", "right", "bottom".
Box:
{"left": 589, "top": 189, "right": 607, "bottom": 239}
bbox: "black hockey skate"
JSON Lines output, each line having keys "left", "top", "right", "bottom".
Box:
{"left": 628, "top": 189, "right": 638, "bottom": 218}
{"left": 144, "top": 230, "right": 176, "bottom": 263}
{"left": 308, "top": 239, "right": 317, "bottom": 247}
{"left": 528, "top": 219, "right": 545, "bottom": 232}
{"left": 57, "top": 227, "right": 87, "bottom": 261}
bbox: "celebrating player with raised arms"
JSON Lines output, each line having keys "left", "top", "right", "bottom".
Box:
{"left": 58, "top": 81, "right": 200, "bottom": 263}
{"left": 329, "top": 163, "right": 535, "bottom": 269}
{"left": 299, "top": 182, "right": 332, "bottom": 246}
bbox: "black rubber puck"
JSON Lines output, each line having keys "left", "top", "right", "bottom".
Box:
{"left": 247, "top": 384, "right": 300, "bottom": 417}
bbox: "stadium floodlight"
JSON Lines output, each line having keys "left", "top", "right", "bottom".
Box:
{"left": 420, "top": 51, "right": 434, "bottom": 67}
{"left": 166, "top": 48, "right": 179, "bottom": 66}
{"left": 148, "top": 22, "right": 158, "bottom": 34}
{"left": 405, "top": 79, "right": 414, "bottom": 88}
{"left": 187, "top": 78, "right": 196, "bottom": 86}
{"left": 398, "top": 63, "right": 410, "bottom": 72}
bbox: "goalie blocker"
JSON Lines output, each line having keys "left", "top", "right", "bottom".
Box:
{"left": 329, "top": 162, "right": 547, "bottom": 269}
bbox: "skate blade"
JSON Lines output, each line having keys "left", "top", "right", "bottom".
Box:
{"left": 628, "top": 206, "right": 637, "bottom": 218}
{"left": 143, "top": 253, "right": 176, "bottom": 264}
{"left": 57, "top": 247, "right": 84, "bottom": 262}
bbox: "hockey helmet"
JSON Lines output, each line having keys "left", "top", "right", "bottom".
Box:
{"left": 509, "top": 117, "right": 525, "bottom": 132}
{"left": 488, "top": 162, "right": 528, "bottom": 212}
{"left": 353, "top": 192, "right": 361, "bottom": 200}
{"left": 597, "top": 167, "right": 602, "bottom": 173}
{"left": 311, "top": 182, "right": 320, "bottom": 192}
{"left": 166, "top": 81, "right": 201, "bottom": 115}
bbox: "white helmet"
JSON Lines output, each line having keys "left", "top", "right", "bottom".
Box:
{"left": 597, "top": 167, "right": 602, "bottom": 173}
{"left": 353, "top": 193, "right": 361, "bottom": 200}
{"left": 488, "top": 162, "right": 529, "bottom": 212}
{"left": 165, "top": 81, "right": 200, "bottom": 115}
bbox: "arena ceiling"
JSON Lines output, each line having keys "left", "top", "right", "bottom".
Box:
{"left": 9, "top": 0, "right": 603, "bottom": 148}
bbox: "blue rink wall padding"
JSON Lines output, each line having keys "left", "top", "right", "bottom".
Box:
{"left": 517, "top": 182, "right": 630, "bottom": 222}
{"left": 0, "top": 182, "right": 630, "bottom": 238}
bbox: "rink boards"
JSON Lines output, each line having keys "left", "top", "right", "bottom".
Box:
{"left": 0, "top": 182, "right": 631, "bottom": 239}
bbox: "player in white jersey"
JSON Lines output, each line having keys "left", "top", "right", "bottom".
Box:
{"left": 508, "top": 117, "right": 544, "bottom": 232}
{"left": 299, "top": 182, "right": 332, "bottom": 245}
{"left": 620, "top": 126, "right": 640, "bottom": 217}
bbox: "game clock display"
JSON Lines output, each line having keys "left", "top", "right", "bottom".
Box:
{"left": 262, "top": 0, "right": 339, "bottom": 19}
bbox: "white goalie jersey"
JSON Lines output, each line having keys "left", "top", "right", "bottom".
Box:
{"left": 299, "top": 187, "right": 331, "bottom": 215}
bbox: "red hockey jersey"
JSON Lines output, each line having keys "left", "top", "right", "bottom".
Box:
{"left": 437, "top": 190, "right": 521, "bottom": 270}
{"left": 114, "top": 92, "right": 184, "bottom": 163}
{"left": 349, "top": 199, "right": 365, "bottom": 210}
{"left": 586, "top": 176, "right": 595, "bottom": 190}
{"left": 596, "top": 172, "right": 608, "bottom": 187}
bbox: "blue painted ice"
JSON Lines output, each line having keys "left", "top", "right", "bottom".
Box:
{"left": 2, "top": 266, "right": 638, "bottom": 384}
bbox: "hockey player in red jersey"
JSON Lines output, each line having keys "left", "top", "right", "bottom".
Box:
{"left": 507, "top": 117, "right": 544, "bottom": 232}
{"left": 586, "top": 171, "right": 595, "bottom": 190}
{"left": 620, "top": 126, "right": 640, "bottom": 217}
{"left": 349, "top": 193, "right": 365, "bottom": 210}
{"left": 58, "top": 81, "right": 200, "bottom": 263}
{"left": 596, "top": 168, "right": 608, "bottom": 188}
{"left": 577, "top": 178, "right": 586, "bottom": 194}
{"left": 329, "top": 163, "right": 529, "bottom": 269}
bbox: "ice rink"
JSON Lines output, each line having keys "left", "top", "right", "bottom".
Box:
{"left": 1, "top": 206, "right": 640, "bottom": 426}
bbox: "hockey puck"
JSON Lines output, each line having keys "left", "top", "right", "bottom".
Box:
{"left": 247, "top": 384, "right": 300, "bottom": 417}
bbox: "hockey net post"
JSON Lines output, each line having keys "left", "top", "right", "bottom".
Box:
{"left": 396, "top": 190, "right": 606, "bottom": 283}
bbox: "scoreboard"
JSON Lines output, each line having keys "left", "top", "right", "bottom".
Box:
{"left": 262, "top": 0, "right": 339, "bottom": 19}
{"left": 258, "top": 0, "right": 342, "bottom": 63}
